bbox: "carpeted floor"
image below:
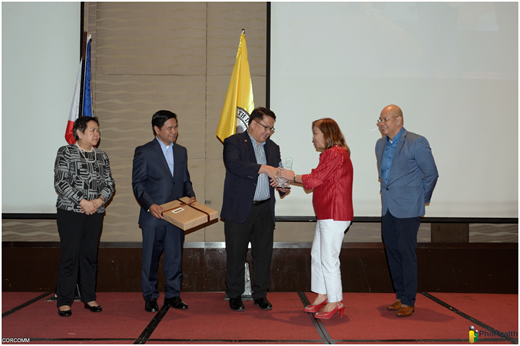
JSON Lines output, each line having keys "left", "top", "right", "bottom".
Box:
{"left": 2, "top": 292, "right": 517, "bottom": 344}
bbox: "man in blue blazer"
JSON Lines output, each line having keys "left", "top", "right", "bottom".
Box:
{"left": 132, "top": 110, "right": 196, "bottom": 313}
{"left": 221, "top": 107, "right": 285, "bottom": 312}
{"left": 375, "top": 104, "right": 438, "bottom": 317}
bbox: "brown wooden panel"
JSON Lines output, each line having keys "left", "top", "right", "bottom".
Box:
{"left": 341, "top": 247, "right": 393, "bottom": 293}
{"left": 431, "top": 223, "right": 470, "bottom": 242}
{"left": 97, "top": 248, "right": 142, "bottom": 292}
{"left": 270, "top": 248, "right": 311, "bottom": 292}
{"left": 417, "top": 245, "right": 518, "bottom": 293}
{"left": 2, "top": 248, "right": 60, "bottom": 292}
{"left": 202, "top": 248, "right": 227, "bottom": 291}
{"left": 2, "top": 243, "right": 517, "bottom": 294}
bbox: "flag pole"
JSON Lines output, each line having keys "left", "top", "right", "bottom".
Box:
{"left": 78, "top": 31, "right": 88, "bottom": 118}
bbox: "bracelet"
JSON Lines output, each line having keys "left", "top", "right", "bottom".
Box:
{"left": 293, "top": 175, "right": 297, "bottom": 183}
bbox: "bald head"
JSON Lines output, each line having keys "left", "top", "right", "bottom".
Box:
{"left": 378, "top": 104, "right": 403, "bottom": 140}
{"left": 381, "top": 105, "right": 402, "bottom": 119}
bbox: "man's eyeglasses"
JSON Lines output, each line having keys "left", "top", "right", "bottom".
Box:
{"left": 254, "top": 120, "right": 275, "bottom": 133}
{"left": 376, "top": 116, "right": 399, "bottom": 124}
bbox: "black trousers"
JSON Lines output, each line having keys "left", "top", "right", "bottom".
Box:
{"left": 224, "top": 201, "right": 274, "bottom": 300}
{"left": 56, "top": 209, "right": 103, "bottom": 307}
{"left": 382, "top": 211, "right": 421, "bottom": 307}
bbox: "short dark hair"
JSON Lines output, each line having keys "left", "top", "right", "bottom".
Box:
{"left": 248, "top": 107, "right": 276, "bottom": 125}
{"left": 152, "top": 110, "right": 177, "bottom": 133}
{"left": 73, "top": 116, "right": 99, "bottom": 141}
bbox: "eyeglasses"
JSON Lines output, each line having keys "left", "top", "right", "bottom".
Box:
{"left": 254, "top": 120, "right": 275, "bottom": 133}
{"left": 376, "top": 116, "right": 399, "bottom": 124}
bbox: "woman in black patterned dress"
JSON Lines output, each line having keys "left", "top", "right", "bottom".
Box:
{"left": 54, "top": 116, "right": 115, "bottom": 317}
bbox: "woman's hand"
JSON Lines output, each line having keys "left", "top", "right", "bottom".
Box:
{"left": 277, "top": 168, "right": 295, "bottom": 181}
{"left": 92, "top": 198, "right": 104, "bottom": 209}
{"left": 80, "top": 199, "right": 98, "bottom": 215}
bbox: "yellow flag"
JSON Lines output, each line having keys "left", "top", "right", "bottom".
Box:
{"left": 216, "top": 31, "right": 254, "bottom": 142}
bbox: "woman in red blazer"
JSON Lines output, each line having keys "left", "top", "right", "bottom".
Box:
{"left": 278, "top": 118, "right": 353, "bottom": 319}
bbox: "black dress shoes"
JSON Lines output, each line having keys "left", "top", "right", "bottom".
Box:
{"left": 84, "top": 302, "right": 102, "bottom": 312}
{"left": 229, "top": 297, "right": 245, "bottom": 311}
{"left": 145, "top": 298, "right": 159, "bottom": 312}
{"left": 254, "top": 297, "right": 272, "bottom": 310}
{"left": 58, "top": 307, "right": 72, "bottom": 317}
{"left": 165, "top": 296, "right": 188, "bottom": 309}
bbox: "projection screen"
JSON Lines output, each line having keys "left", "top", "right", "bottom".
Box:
{"left": 270, "top": 2, "right": 518, "bottom": 218}
{"left": 2, "top": 2, "right": 80, "bottom": 214}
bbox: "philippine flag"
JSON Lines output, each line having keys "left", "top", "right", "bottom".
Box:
{"left": 65, "top": 34, "right": 92, "bottom": 144}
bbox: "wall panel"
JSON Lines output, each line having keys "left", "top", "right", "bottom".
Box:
{"left": 84, "top": 2, "right": 269, "bottom": 242}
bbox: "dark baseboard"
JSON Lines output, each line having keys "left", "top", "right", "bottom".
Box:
{"left": 3, "top": 213, "right": 518, "bottom": 224}
{"left": 2, "top": 242, "right": 517, "bottom": 294}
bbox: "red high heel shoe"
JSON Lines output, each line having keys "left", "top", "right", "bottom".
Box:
{"left": 304, "top": 299, "right": 328, "bottom": 313}
{"left": 314, "top": 302, "right": 344, "bottom": 319}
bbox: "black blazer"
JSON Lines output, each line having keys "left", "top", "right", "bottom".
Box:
{"left": 221, "top": 131, "right": 281, "bottom": 224}
{"left": 132, "top": 138, "right": 195, "bottom": 228}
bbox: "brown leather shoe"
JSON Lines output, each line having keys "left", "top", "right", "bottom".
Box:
{"left": 387, "top": 299, "right": 401, "bottom": 311}
{"left": 397, "top": 304, "right": 414, "bottom": 317}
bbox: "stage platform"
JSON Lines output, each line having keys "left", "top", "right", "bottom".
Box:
{"left": 2, "top": 292, "right": 517, "bottom": 344}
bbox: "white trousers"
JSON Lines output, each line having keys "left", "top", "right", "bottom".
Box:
{"left": 310, "top": 219, "right": 351, "bottom": 303}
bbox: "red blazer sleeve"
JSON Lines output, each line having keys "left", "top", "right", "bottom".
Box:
{"left": 301, "top": 149, "right": 341, "bottom": 190}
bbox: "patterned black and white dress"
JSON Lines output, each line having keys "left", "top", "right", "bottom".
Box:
{"left": 54, "top": 144, "right": 115, "bottom": 212}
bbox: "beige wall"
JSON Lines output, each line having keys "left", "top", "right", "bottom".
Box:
{"left": 84, "top": 2, "right": 268, "bottom": 242}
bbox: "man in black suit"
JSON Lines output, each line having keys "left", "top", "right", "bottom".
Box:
{"left": 132, "top": 110, "right": 196, "bottom": 312}
{"left": 221, "top": 107, "right": 286, "bottom": 311}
